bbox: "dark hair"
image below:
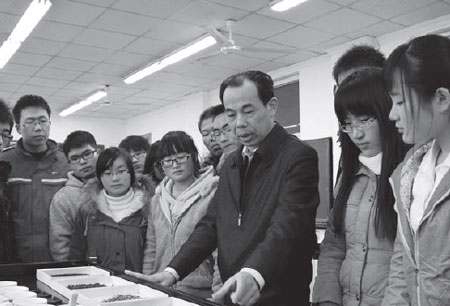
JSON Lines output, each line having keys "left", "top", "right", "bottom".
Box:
{"left": 198, "top": 104, "right": 225, "bottom": 132}
{"left": 157, "top": 131, "right": 200, "bottom": 176}
{"left": 333, "top": 45, "right": 385, "bottom": 83}
{"left": 96, "top": 147, "right": 135, "bottom": 188}
{"left": 219, "top": 70, "right": 274, "bottom": 106}
{"left": 333, "top": 67, "right": 408, "bottom": 242}
{"left": 13, "top": 95, "right": 51, "bottom": 124}
{"left": 118, "top": 135, "right": 150, "bottom": 153}
{"left": 143, "top": 140, "right": 163, "bottom": 184}
{"left": 384, "top": 34, "right": 450, "bottom": 108}
{"left": 0, "top": 99, "right": 13, "bottom": 133}
{"left": 62, "top": 130, "right": 97, "bottom": 157}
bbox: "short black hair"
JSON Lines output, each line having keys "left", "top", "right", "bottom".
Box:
{"left": 157, "top": 131, "right": 200, "bottom": 176}
{"left": 62, "top": 130, "right": 97, "bottom": 157}
{"left": 333, "top": 45, "right": 385, "bottom": 83}
{"left": 219, "top": 70, "right": 274, "bottom": 106}
{"left": 118, "top": 135, "right": 150, "bottom": 152}
{"left": 143, "top": 140, "right": 163, "bottom": 184}
{"left": 198, "top": 104, "right": 225, "bottom": 132}
{"left": 96, "top": 147, "right": 135, "bottom": 188}
{"left": 12, "top": 95, "right": 51, "bottom": 124}
{"left": 0, "top": 99, "right": 13, "bottom": 133}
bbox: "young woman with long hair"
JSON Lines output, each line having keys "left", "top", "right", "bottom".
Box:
{"left": 313, "top": 67, "right": 408, "bottom": 306}
{"left": 382, "top": 34, "right": 450, "bottom": 306}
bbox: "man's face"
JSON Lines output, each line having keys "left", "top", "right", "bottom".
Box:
{"left": 0, "top": 122, "right": 12, "bottom": 150}
{"left": 128, "top": 149, "right": 146, "bottom": 178}
{"left": 67, "top": 144, "right": 98, "bottom": 180}
{"left": 213, "top": 113, "right": 239, "bottom": 155}
{"left": 223, "top": 80, "right": 277, "bottom": 149}
{"left": 16, "top": 107, "right": 50, "bottom": 152}
{"left": 200, "top": 117, "right": 222, "bottom": 157}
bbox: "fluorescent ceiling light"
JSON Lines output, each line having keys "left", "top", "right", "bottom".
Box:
{"left": 124, "top": 35, "right": 217, "bottom": 84}
{"left": 270, "top": 0, "right": 308, "bottom": 12}
{"left": 59, "top": 90, "right": 107, "bottom": 117}
{"left": 0, "top": 0, "right": 52, "bottom": 69}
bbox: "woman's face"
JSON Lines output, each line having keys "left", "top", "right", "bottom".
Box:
{"left": 389, "top": 69, "right": 434, "bottom": 144}
{"left": 343, "top": 113, "right": 382, "bottom": 157}
{"left": 161, "top": 152, "right": 195, "bottom": 184}
{"left": 100, "top": 156, "right": 131, "bottom": 197}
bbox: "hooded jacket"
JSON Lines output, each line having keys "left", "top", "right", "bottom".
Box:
{"left": 0, "top": 139, "right": 69, "bottom": 262}
{"left": 49, "top": 171, "right": 94, "bottom": 261}
{"left": 143, "top": 166, "right": 219, "bottom": 297}
{"left": 382, "top": 142, "right": 450, "bottom": 306}
{"left": 69, "top": 177, "right": 151, "bottom": 273}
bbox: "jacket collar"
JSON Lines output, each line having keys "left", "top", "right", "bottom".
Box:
{"left": 15, "top": 138, "right": 59, "bottom": 159}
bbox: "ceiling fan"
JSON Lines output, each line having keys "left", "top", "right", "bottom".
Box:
{"left": 195, "top": 19, "right": 295, "bottom": 61}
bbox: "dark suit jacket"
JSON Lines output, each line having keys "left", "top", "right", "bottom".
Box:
{"left": 169, "top": 124, "right": 319, "bottom": 306}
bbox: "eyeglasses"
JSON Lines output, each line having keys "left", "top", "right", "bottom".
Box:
{"left": 22, "top": 118, "right": 51, "bottom": 128}
{"left": 0, "top": 132, "right": 12, "bottom": 142}
{"left": 102, "top": 169, "right": 130, "bottom": 179}
{"left": 160, "top": 154, "right": 190, "bottom": 168}
{"left": 129, "top": 150, "right": 146, "bottom": 160}
{"left": 340, "top": 118, "right": 376, "bottom": 133}
{"left": 211, "top": 127, "right": 232, "bottom": 141}
{"left": 68, "top": 149, "right": 98, "bottom": 164}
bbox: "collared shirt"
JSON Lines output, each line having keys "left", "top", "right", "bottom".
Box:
{"left": 242, "top": 146, "right": 258, "bottom": 163}
{"left": 411, "top": 140, "right": 450, "bottom": 233}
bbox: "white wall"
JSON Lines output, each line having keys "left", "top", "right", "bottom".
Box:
{"left": 48, "top": 116, "right": 127, "bottom": 147}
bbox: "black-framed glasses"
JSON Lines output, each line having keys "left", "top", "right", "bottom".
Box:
{"left": 68, "top": 149, "right": 98, "bottom": 163}
{"left": 160, "top": 154, "right": 190, "bottom": 168}
{"left": 129, "top": 150, "right": 146, "bottom": 160}
{"left": 22, "top": 118, "right": 51, "bottom": 128}
{"left": 102, "top": 169, "right": 130, "bottom": 179}
{"left": 340, "top": 118, "right": 376, "bottom": 134}
{"left": 0, "top": 132, "right": 12, "bottom": 142}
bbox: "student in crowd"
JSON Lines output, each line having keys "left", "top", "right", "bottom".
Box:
{"left": 212, "top": 104, "right": 240, "bottom": 173}
{"left": 129, "top": 71, "right": 319, "bottom": 306}
{"left": 333, "top": 45, "right": 386, "bottom": 182}
{"left": 119, "top": 135, "right": 150, "bottom": 180}
{"left": 49, "top": 131, "right": 100, "bottom": 261}
{"left": 0, "top": 99, "right": 14, "bottom": 151}
{"left": 0, "top": 95, "right": 69, "bottom": 262}
{"left": 143, "top": 140, "right": 164, "bottom": 186}
{"left": 312, "top": 68, "right": 407, "bottom": 306}
{"left": 382, "top": 34, "right": 450, "bottom": 305}
{"left": 141, "top": 131, "right": 219, "bottom": 298}
{"left": 70, "top": 147, "right": 150, "bottom": 273}
{"left": 198, "top": 105, "right": 223, "bottom": 169}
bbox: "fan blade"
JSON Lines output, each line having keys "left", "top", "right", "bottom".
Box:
{"left": 243, "top": 46, "right": 296, "bottom": 54}
{"left": 206, "top": 26, "right": 229, "bottom": 44}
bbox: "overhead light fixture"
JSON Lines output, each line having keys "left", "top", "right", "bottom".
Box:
{"left": 0, "top": 0, "right": 52, "bottom": 69}
{"left": 124, "top": 35, "right": 217, "bottom": 84}
{"left": 59, "top": 89, "right": 107, "bottom": 117}
{"left": 270, "top": 0, "right": 308, "bottom": 12}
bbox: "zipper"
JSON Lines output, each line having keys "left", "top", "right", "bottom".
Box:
{"left": 238, "top": 157, "right": 252, "bottom": 227}
{"left": 414, "top": 230, "right": 421, "bottom": 306}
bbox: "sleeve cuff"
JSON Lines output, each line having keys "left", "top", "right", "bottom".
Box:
{"left": 164, "top": 267, "right": 180, "bottom": 281}
{"left": 241, "top": 268, "right": 265, "bottom": 291}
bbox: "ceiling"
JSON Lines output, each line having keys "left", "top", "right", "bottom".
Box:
{"left": 1, "top": 0, "right": 450, "bottom": 119}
